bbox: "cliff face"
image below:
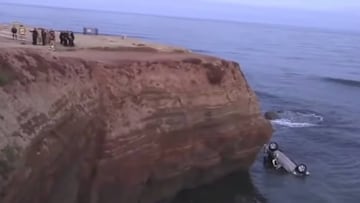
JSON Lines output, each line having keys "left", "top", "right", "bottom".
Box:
{"left": 0, "top": 48, "right": 272, "bottom": 203}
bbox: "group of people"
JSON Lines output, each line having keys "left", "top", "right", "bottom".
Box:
{"left": 29, "top": 28, "right": 56, "bottom": 50}
{"left": 59, "top": 31, "right": 75, "bottom": 47}
{"left": 10, "top": 24, "right": 76, "bottom": 50}
{"left": 29, "top": 28, "right": 54, "bottom": 45}
{"left": 11, "top": 24, "right": 26, "bottom": 41}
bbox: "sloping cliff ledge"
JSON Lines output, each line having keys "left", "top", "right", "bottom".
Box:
{"left": 0, "top": 46, "right": 272, "bottom": 203}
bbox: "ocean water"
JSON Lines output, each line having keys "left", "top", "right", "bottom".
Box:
{"left": 1, "top": 3, "right": 360, "bottom": 203}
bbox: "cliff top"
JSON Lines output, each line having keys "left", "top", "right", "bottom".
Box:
{"left": 0, "top": 23, "right": 190, "bottom": 54}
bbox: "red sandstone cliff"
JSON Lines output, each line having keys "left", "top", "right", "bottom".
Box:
{"left": 0, "top": 47, "right": 272, "bottom": 203}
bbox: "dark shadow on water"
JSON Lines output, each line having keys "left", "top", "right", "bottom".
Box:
{"left": 320, "top": 76, "right": 360, "bottom": 88}
{"left": 169, "top": 171, "right": 267, "bottom": 203}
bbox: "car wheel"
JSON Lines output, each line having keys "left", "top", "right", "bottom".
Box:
{"left": 296, "top": 164, "right": 307, "bottom": 174}
{"left": 268, "top": 142, "right": 279, "bottom": 152}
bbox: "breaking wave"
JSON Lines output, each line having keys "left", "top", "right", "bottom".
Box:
{"left": 270, "top": 110, "right": 324, "bottom": 128}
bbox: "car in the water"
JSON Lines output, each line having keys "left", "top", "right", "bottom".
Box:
{"left": 263, "top": 142, "right": 310, "bottom": 176}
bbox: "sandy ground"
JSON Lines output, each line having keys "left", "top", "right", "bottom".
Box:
{"left": 0, "top": 23, "right": 190, "bottom": 53}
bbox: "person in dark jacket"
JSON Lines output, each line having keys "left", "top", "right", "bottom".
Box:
{"left": 31, "top": 28, "right": 38, "bottom": 45}
{"left": 63, "top": 31, "right": 69, "bottom": 46}
{"left": 69, "top": 31, "right": 75, "bottom": 47}
{"left": 41, "top": 29, "right": 47, "bottom": 46}
{"left": 59, "top": 32, "right": 65, "bottom": 45}
{"left": 11, "top": 25, "right": 17, "bottom": 40}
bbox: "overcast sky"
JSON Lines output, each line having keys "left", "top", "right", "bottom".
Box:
{"left": 1, "top": 0, "right": 359, "bottom": 30}
{"left": 4, "top": 0, "right": 360, "bottom": 11}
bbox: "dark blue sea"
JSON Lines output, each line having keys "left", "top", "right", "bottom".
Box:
{"left": 1, "top": 3, "right": 360, "bottom": 203}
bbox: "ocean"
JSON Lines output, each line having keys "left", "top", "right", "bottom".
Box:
{"left": 1, "top": 3, "right": 360, "bottom": 203}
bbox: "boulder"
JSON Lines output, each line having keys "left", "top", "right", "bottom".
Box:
{"left": 264, "top": 111, "right": 280, "bottom": 120}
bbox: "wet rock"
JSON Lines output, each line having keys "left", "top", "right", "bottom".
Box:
{"left": 264, "top": 111, "right": 280, "bottom": 120}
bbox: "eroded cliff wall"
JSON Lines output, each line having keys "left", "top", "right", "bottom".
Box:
{"left": 0, "top": 48, "right": 272, "bottom": 203}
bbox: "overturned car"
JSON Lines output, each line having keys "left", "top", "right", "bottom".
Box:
{"left": 263, "top": 142, "right": 310, "bottom": 176}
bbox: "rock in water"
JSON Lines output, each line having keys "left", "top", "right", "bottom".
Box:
{"left": 264, "top": 111, "right": 281, "bottom": 120}
{"left": 0, "top": 47, "right": 272, "bottom": 203}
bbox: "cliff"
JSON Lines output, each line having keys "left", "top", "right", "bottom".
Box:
{"left": 0, "top": 42, "right": 272, "bottom": 202}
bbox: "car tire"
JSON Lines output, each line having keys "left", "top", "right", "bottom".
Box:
{"left": 296, "top": 164, "right": 307, "bottom": 175}
{"left": 268, "top": 142, "right": 279, "bottom": 152}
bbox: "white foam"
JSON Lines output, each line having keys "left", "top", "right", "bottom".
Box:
{"left": 271, "top": 119, "right": 317, "bottom": 128}
{"left": 297, "top": 112, "right": 324, "bottom": 122}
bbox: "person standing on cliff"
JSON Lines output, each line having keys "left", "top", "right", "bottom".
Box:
{"left": 30, "top": 28, "right": 38, "bottom": 45}
{"left": 41, "top": 29, "right": 47, "bottom": 46}
{"left": 11, "top": 25, "right": 17, "bottom": 40}
{"left": 18, "top": 25, "right": 26, "bottom": 44}
{"left": 59, "top": 31, "right": 64, "bottom": 45}
{"left": 45, "top": 30, "right": 51, "bottom": 45}
{"left": 63, "top": 31, "right": 69, "bottom": 46}
{"left": 37, "top": 28, "right": 43, "bottom": 45}
{"left": 49, "top": 30, "right": 56, "bottom": 51}
{"left": 69, "top": 31, "right": 75, "bottom": 47}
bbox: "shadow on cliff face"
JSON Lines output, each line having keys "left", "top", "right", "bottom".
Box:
{"left": 0, "top": 55, "right": 17, "bottom": 86}
{"left": 169, "top": 171, "right": 266, "bottom": 203}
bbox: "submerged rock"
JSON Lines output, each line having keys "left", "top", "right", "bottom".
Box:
{"left": 264, "top": 111, "right": 281, "bottom": 120}
{"left": 0, "top": 47, "right": 272, "bottom": 203}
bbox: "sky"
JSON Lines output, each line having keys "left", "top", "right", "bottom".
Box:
{"left": 1, "top": 0, "right": 359, "bottom": 30}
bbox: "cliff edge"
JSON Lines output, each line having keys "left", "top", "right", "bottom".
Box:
{"left": 0, "top": 41, "right": 272, "bottom": 203}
